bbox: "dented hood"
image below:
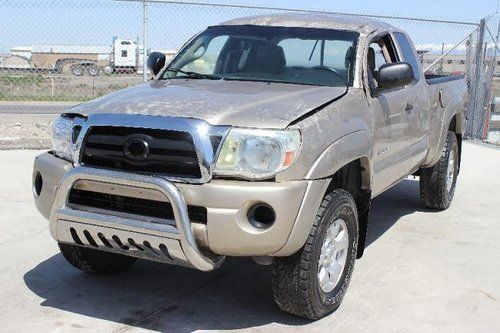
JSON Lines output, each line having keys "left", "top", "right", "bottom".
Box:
{"left": 71, "top": 79, "right": 346, "bottom": 129}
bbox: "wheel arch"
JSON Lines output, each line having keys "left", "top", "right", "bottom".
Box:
{"left": 425, "top": 95, "right": 464, "bottom": 168}
{"left": 274, "top": 155, "right": 372, "bottom": 258}
{"left": 323, "top": 158, "right": 372, "bottom": 259}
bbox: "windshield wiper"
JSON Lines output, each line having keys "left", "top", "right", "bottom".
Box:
{"left": 163, "top": 68, "right": 221, "bottom": 80}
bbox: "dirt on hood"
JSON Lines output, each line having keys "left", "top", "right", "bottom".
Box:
{"left": 69, "top": 79, "right": 347, "bottom": 129}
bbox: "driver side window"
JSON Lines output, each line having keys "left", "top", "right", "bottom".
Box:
{"left": 367, "top": 35, "right": 398, "bottom": 91}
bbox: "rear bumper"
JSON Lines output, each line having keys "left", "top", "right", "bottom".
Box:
{"left": 33, "top": 152, "right": 328, "bottom": 269}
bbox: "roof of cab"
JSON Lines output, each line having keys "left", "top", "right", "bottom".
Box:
{"left": 217, "top": 12, "right": 394, "bottom": 33}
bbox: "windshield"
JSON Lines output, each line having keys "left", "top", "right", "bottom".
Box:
{"left": 161, "top": 25, "right": 359, "bottom": 87}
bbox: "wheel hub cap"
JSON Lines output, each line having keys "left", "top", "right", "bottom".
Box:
{"left": 317, "top": 219, "right": 349, "bottom": 293}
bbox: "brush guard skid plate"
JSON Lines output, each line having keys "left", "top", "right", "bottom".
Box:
{"left": 49, "top": 166, "right": 223, "bottom": 271}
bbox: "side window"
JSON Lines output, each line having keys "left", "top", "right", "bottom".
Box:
{"left": 394, "top": 32, "right": 421, "bottom": 80}
{"left": 370, "top": 43, "right": 387, "bottom": 71}
{"left": 367, "top": 35, "right": 398, "bottom": 90}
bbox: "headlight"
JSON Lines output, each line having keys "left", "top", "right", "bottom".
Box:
{"left": 214, "top": 128, "right": 301, "bottom": 180}
{"left": 52, "top": 114, "right": 79, "bottom": 162}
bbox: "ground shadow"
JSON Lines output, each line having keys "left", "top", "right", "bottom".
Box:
{"left": 366, "top": 177, "right": 436, "bottom": 247}
{"left": 23, "top": 178, "right": 433, "bottom": 332}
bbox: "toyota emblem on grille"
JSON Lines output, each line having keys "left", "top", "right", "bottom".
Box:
{"left": 124, "top": 137, "right": 150, "bottom": 161}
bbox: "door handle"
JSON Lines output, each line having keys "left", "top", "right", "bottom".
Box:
{"left": 405, "top": 103, "right": 414, "bottom": 112}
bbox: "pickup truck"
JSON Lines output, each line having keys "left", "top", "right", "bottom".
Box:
{"left": 32, "top": 13, "right": 467, "bottom": 319}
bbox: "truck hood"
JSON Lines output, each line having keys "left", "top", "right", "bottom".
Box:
{"left": 72, "top": 79, "right": 347, "bottom": 129}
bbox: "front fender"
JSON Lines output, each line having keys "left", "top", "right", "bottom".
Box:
{"left": 306, "top": 130, "right": 373, "bottom": 186}
{"left": 273, "top": 130, "right": 372, "bottom": 256}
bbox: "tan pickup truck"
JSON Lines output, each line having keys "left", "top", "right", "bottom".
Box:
{"left": 33, "top": 13, "right": 467, "bottom": 319}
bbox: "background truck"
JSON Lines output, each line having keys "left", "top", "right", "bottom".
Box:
{"left": 32, "top": 13, "right": 467, "bottom": 320}
{"left": 2, "top": 37, "right": 145, "bottom": 76}
{"left": 70, "top": 37, "right": 142, "bottom": 76}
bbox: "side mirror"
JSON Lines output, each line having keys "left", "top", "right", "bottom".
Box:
{"left": 377, "top": 62, "right": 414, "bottom": 90}
{"left": 147, "top": 52, "right": 166, "bottom": 76}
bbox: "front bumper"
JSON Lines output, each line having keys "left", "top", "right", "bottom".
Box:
{"left": 33, "top": 152, "right": 328, "bottom": 270}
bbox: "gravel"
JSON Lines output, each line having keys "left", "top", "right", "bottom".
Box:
{"left": 0, "top": 114, "right": 56, "bottom": 149}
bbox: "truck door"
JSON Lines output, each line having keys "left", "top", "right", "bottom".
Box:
{"left": 393, "top": 32, "right": 429, "bottom": 171}
{"left": 366, "top": 34, "right": 414, "bottom": 195}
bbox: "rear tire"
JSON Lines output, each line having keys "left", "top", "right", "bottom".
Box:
{"left": 420, "top": 131, "right": 459, "bottom": 210}
{"left": 88, "top": 65, "right": 99, "bottom": 76}
{"left": 272, "top": 189, "right": 358, "bottom": 319}
{"left": 71, "top": 65, "right": 84, "bottom": 76}
{"left": 59, "top": 243, "right": 136, "bottom": 274}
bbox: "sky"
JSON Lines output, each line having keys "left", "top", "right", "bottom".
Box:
{"left": 223, "top": 0, "right": 500, "bottom": 21}
{"left": 1, "top": 0, "right": 500, "bottom": 54}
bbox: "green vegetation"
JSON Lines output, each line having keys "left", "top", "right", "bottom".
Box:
{"left": 0, "top": 74, "right": 45, "bottom": 84}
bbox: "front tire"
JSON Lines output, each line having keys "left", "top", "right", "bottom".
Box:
{"left": 272, "top": 189, "right": 358, "bottom": 319}
{"left": 420, "top": 131, "right": 459, "bottom": 210}
{"left": 59, "top": 243, "right": 136, "bottom": 274}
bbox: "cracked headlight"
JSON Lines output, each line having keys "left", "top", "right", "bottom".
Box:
{"left": 52, "top": 114, "right": 81, "bottom": 162}
{"left": 214, "top": 128, "right": 301, "bottom": 180}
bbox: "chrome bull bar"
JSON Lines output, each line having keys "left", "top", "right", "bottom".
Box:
{"left": 49, "top": 166, "right": 223, "bottom": 271}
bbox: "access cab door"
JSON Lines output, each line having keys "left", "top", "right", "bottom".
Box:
{"left": 365, "top": 32, "right": 425, "bottom": 196}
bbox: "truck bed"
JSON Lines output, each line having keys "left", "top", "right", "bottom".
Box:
{"left": 425, "top": 74, "right": 465, "bottom": 85}
{"left": 423, "top": 73, "right": 467, "bottom": 167}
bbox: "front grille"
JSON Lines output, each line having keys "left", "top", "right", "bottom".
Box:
{"left": 68, "top": 188, "right": 207, "bottom": 224}
{"left": 80, "top": 126, "right": 201, "bottom": 178}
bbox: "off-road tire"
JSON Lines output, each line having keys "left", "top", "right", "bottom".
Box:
{"left": 420, "top": 131, "right": 459, "bottom": 210}
{"left": 59, "top": 243, "right": 136, "bottom": 274}
{"left": 271, "top": 189, "right": 358, "bottom": 319}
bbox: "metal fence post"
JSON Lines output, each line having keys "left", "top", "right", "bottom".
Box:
{"left": 471, "top": 18, "right": 486, "bottom": 139}
{"left": 482, "top": 19, "right": 500, "bottom": 140}
{"left": 143, "top": 1, "right": 148, "bottom": 83}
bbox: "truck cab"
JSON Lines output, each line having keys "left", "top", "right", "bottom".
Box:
{"left": 109, "top": 37, "right": 140, "bottom": 72}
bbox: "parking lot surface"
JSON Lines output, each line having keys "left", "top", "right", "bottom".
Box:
{"left": 0, "top": 142, "right": 499, "bottom": 332}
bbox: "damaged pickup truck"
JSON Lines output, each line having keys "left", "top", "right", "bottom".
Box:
{"left": 33, "top": 13, "right": 467, "bottom": 319}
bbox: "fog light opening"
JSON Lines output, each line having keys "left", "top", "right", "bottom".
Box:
{"left": 248, "top": 203, "right": 276, "bottom": 229}
{"left": 33, "top": 171, "right": 43, "bottom": 197}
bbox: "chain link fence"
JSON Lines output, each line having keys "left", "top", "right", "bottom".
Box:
{"left": 1, "top": 0, "right": 499, "bottom": 142}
